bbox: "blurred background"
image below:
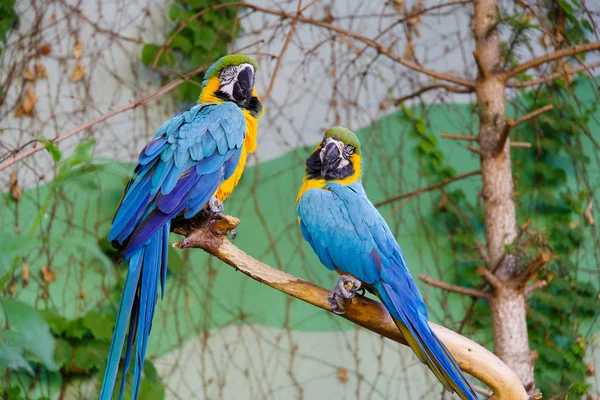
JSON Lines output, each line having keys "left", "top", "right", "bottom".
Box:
{"left": 1, "top": 0, "right": 599, "bottom": 398}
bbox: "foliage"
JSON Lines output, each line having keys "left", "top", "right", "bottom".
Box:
{"left": 141, "top": 0, "right": 240, "bottom": 103}
{"left": 513, "top": 83, "right": 598, "bottom": 398}
{"left": 0, "top": 141, "right": 165, "bottom": 399}
{"left": 0, "top": 0, "right": 18, "bottom": 98}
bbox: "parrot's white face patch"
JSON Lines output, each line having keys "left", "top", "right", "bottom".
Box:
{"left": 219, "top": 63, "right": 255, "bottom": 99}
{"left": 320, "top": 137, "right": 350, "bottom": 169}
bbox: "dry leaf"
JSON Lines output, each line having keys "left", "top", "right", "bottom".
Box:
{"left": 10, "top": 171, "right": 21, "bottom": 201}
{"left": 587, "top": 361, "right": 596, "bottom": 376}
{"left": 39, "top": 43, "right": 51, "bottom": 55}
{"left": 71, "top": 61, "right": 85, "bottom": 82}
{"left": 80, "top": 290, "right": 87, "bottom": 300}
{"left": 393, "top": 0, "right": 404, "bottom": 11}
{"left": 337, "top": 367, "right": 348, "bottom": 383}
{"left": 41, "top": 265, "right": 57, "bottom": 283}
{"left": 404, "top": 41, "right": 414, "bottom": 59}
{"left": 42, "top": 289, "right": 50, "bottom": 299}
{"left": 584, "top": 201, "right": 595, "bottom": 226}
{"left": 23, "top": 68, "right": 35, "bottom": 81}
{"left": 21, "top": 264, "right": 30, "bottom": 288}
{"left": 9, "top": 283, "right": 16, "bottom": 294}
{"left": 14, "top": 86, "right": 37, "bottom": 117}
{"left": 35, "top": 62, "right": 47, "bottom": 79}
{"left": 73, "top": 39, "right": 83, "bottom": 59}
{"left": 50, "top": 12, "right": 56, "bottom": 25}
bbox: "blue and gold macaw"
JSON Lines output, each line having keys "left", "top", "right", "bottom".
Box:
{"left": 101, "top": 54, "right": 263, "bottom": 400}
{"left": 296, "top": 127, "right": 477, "bottom": 400}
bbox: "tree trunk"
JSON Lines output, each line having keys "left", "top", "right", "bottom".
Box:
{"left": 473, "top": 0, "right": 537, "bottom": 392}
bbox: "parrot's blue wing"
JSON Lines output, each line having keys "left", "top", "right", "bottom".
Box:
{"left": 297, "top": 183, "right": 478, "bottom": 400}
{"left": 101, "top": 102, "right": 246, "bottom": 400}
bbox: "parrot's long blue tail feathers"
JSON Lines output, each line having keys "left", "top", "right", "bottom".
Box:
{"left": 100, "top": 222, "right": 169, "bottom": 400}
{"left": 375, "top": 281, "right": 478, "bottom": 400}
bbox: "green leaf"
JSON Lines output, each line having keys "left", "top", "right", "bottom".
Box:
{"left": 82, "top": 311, "right": 114, "bottom": 341}
{"left": 72, "top": 342, "right": 110, "bottom": 371}
{"left": 168, "top": 4, "right": 181, "bottom": 21}
{"left": 63, "top": 139, "right": 95, "bottom": 168}
{"left": 64, "top": 318, "right": 88, "bottom": 340}
{"left": 141, "top": 44, "right": 172, "bottom": 67}
{"left": 168, "top": 35, "right": 192, "bottom": 53}
{"left": 0, "top": 343, "right": 34, "bottom": 374}
{"left": 53, "top": 338, "right": 73, "bottom": 368}
{"left": 0, "top": 300, "right": 57, "bottom": 370}
{"left": 39, "top": 309, "right": 69, "bottom": 335}
{"left": 39, "top": 137, "right": 61, "bottom": 163}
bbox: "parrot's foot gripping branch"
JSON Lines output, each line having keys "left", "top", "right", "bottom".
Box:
{"left": 328, "top": 275, "right": 363, "bottom": 315}
{"left": 206, "top": 197, "right": 236, "bottom": 239}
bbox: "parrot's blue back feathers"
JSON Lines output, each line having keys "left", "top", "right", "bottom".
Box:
{"left": 101, "top": 102, "right": 246, "bottom": 399}
{"left": 298, "top": 181, "right": 478, "bottom": 400}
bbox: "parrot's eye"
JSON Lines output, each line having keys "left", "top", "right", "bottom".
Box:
{"left": 343, "top": 145, "right": 354, "bottom": 158}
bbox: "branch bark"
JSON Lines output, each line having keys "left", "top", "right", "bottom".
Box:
{"left": 474, "top": 0, "right": 538, "bottom": 392}
{"left": 172, "top": 215, "right": 527, "bottom": 400}
{"left": 502, "top": 41, "right": 600, "bottom": 80}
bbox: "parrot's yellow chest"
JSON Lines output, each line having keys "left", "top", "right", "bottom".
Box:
{"left": 214, "top": 110, "right": 258, "bottom": 201}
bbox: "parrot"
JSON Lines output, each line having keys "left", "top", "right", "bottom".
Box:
{"left": 100, "top": 54, "right": 264, "bottom": 400}
{"left": 296, "top": 127, "right": 478, "bottom": 400}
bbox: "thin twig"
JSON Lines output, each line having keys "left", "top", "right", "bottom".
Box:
{"left": 419, "top": 274, "right": 490, "bottom": 299}
{"left": 441, "top": 133, "right": 477, "bottom": 141}
{"left": 502, "top": 41, "right": 600, "bottom": 80}
{"left": 0, "top": 65, "right": 209, "bottom": 172}
{"left": 374, "top": 170, "right": 481, "bottom": 207}
{"left": 466, "top": 145, "right": 484, "bottom": 156}
{"left": 394, "top": 83, "right": 473, "bottom": 105}
{"left": 524, "top": 280, "right": 547, "bottom": 295}
{"left": 477, "top": 268, "right": 503, "bottom": 289}
{"left": 515, "top": 252, "right": 551, "bottom": 285}
{"left": 510, "top": 142, "right": 531, "bottom": 148}
{"left": 263, "top": 0, "right": 304, "bottom": 100}
{"left": 507, "top": 61, "right": 600, "bottom": 88}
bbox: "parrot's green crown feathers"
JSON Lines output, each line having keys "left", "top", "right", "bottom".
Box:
{"left": 324, "top": 126, "right": 361, "bottom": 153}
{"left": 203, "top": 54, "right": 258, "bottom": 82}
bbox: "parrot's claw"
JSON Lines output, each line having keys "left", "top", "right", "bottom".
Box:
{"left": 207, "top": 196, "right": 224, "bottom": 217}
{"left": 327, "top": 275, "right": 362, "bottom": 315}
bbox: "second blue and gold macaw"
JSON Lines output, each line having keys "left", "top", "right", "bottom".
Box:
{"left": 296, "top": 127, "right": 478, "bottom": 400}
{"left": 101, "top": 54, "right": 263, "bottom": 399}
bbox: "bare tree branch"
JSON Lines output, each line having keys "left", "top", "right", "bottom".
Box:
{"left": 374, "top": 170, "right": 481, "bottom": 208}
{"left": 495, "top": 105, "right": 554, "bottom": 155}
{"left": 524, "top": 280, "right": 547, "bottom": 295}
{"left": 507, "top": 61, "right": 600, "bottom": 88}
{"left": 172, "top": 214, "right": 528, "bottom": 400}
{"left": 0, "top": 64, "right": 208, "bottom": 172}
{"left": 515, "top": 252, "right": 551, "bottom": 286}
{"left": 477, "top": 267, "right": 503, "bottom": 289}
{"left": 241, "top": 4, "right": 476, "bottom": 87}
{"left": 419, "top": 274, "right": 490, "bottom": 299}
{"left": 394, "top": 83, "right": 473, "bottom": 105}
{"left": 441, "top": 133, "right": 477, "bottom": 141}
{"left": 502, "top": 41, "right": 600, "bottom": 80}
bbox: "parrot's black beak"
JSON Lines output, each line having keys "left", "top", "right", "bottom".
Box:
{"left": 233, "top": 65, "right": 255, "bottom": 107}
{"left": 321, "top": 142, "right": 342, "bottom": 178}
